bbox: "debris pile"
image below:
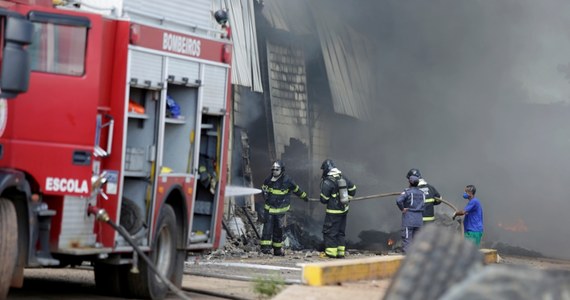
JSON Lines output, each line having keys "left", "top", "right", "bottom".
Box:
{"left": 222, "top": 207, "right": 261, "bottom": 255}
{"left": 220, "top": 206, "right": 325, "bottom": 256}
{"left": 219, "top": 208, "right": 465, "bottom": 257}
{"left": 490, "top": 241, "right": 545, "bottom": 258}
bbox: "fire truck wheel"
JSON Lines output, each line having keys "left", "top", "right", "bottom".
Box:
{"left": 0, "top": 199, "right": 18, "bottom": 299}
{"left": 94, "top": 262, "right": 129, "bottom": 297}
{"left": 120, "top": 197, "right": 144, "bottom": 235}
{"left": 383, "top": 223, "right": 483, "bottom": 300}
{"left": 126, "top": 204, "right": 179, "bottom": 299}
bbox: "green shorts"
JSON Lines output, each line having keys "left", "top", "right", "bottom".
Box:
{"left": 464, "top": 231, "right": 483, "bottom": 247}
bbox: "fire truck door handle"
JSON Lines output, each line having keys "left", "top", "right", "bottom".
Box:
{"left": 73, "top": 150, "right": 92, "bottom": 165}
{"left": 95, "top": 115, "right": 114, "bottom": 158}
{"left": 104, "top": 116, "right": 114, "bottom": 156}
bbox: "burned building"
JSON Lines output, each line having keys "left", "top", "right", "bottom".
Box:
{"left": 227, "top": 0, "right": 570, "bottom": 259}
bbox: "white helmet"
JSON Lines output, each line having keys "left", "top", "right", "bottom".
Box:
{"left": 271, "top": 160, "right": 284, "bottom": 177}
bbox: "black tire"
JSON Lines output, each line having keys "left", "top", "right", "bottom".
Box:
{"left": 94, "top": 262, "right": 129, "bottom": 297}
{"left": 440, "top": 265, "right": 570, "bottom": 300}
{"left": 0, "top": 199, "right": 18, "bottom": 299}
{"left": 126, "top": 204, "right": 179, "bottom": 299}
{"left": 383, "top": 223, "right": 483, "bottom": 300}
{"left": 120, "top": 197, "right": 144, "bottom": 235}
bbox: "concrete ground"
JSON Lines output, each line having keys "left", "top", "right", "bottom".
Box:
{"left": 273, "top": 279, "right": 391, "bottom": 300}
{"left": 182, "top": 253, "right": 570, "bottom": 300}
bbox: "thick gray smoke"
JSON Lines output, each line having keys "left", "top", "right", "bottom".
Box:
{"left": 264, "top": 0, "right": 570, "bottom": 259}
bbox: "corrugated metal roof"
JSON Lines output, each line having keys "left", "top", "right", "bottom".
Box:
{"left": 220, "top": 0, "right": 264, "bottom": 92}
{"left": 314, "top": 21, "right": 375, "bottom": 120}
{"left": 262, "top": 0, "right": 376, "bottom": 121}
{"left": 261, "top": 0, "right": 313, "bottom": 35}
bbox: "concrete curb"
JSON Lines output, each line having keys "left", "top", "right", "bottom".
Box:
{"left": 300, "top": 249, "right": 499, "bottom": 286}
{"left": 481, "top": 248, "right": 499, "bottom": 264}
{"left": 300, "top": 255, "right": 404, "bottom": 286}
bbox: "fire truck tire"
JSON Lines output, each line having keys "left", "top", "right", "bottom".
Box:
{"left": 94, "top": 262, "right": 129, "bottom": 297}
{"left": 120, "top": 197, "right": 144, "bottom": 235}
{"left": 0, "top": 199, "right": 18, "bottom": 299}
{"left": 383, "top": 223, "right": 483, "bottom": 300}
{"left": 126, "top": 204, "right": 179, "bottom": 299}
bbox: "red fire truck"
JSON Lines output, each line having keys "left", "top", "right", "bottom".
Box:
{"left": 0, "top": 0, "right": 233, "bottom": 298}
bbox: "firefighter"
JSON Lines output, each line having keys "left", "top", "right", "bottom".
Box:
{"left": 198, "top": 154, "right": 217, "bottom": 194}
{"left": 396, "top": 175, "right": 425, "bottom": 254}
{"left": 319, "top": 159, "right": 356, "bottom": 258}
{"left": 260, "top": 160, "right": 308, "bottom": 256}
{"left": 407, "top": 168, "right": 441, "bottom": 224}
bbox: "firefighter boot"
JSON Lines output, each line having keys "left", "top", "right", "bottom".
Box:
{"left": 273, "top": 248, "right": 285, "bottom": 256}
{"left": 337, "top": 246, "right": 346, "bottom": 259}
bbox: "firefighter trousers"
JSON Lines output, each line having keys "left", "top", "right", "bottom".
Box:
{"left": 322, "top": 213, "right": 347, "bottom": 258}
{"left": 260, "top": 211, "right": 286, "bottom": 255}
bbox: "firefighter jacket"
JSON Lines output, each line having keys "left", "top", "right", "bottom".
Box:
{"left": 262, "top": 174, "right": 307, "bottom": 214}
{"left": 418, "top": 178, "right": 441, "bottom": 221}
{"left": 319, "top": 168, "right": 356, "bottom": 214}
{"left": 396, "top": 186, "right": 425, "bottom": 227}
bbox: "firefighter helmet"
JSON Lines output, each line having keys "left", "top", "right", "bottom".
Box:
{"left": 214, "top": 9, "right": 228, "bottom": 25}
{"left": 321, "top": 159, "right": 335, "bottom": 177}
{"left": 271, "top": 160, "right": 284, "bottom": 177}
{"left": 406, "top": 168, "right": 422, "bottom": 179}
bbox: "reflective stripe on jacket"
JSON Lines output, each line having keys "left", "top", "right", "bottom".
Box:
{"left": 261, "top": 174, "right": 306, "bottom": 214}
{"left": 320, "top": 169, "right": 356, "bottom": 214}
{"left": 418, "top": 178, "right": 441, "bottom": 221}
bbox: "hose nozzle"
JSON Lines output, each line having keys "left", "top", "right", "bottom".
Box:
{"left": 87, "top": 205, "right": 110, "bottom": 222}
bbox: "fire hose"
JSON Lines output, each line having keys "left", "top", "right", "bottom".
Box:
{"left": 87, "top": 206, "right": 191, "bottom": 300}
{"left": 308, "top": 192, "right": 462, "bottom": 221}
{"left": 309, "top": 192, "right": 464, "bottom": 234}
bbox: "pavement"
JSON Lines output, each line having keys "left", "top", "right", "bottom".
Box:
{"left": 183, "top": 249, "right": 499, "bottom": 300}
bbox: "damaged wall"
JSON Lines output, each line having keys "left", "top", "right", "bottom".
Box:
{"left": 239, "top": 0, "right": 570, "bottom": 260}
{"left": 266, "top": 42, "right": 310, "bottom": 159}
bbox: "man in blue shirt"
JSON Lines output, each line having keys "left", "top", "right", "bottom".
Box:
{"left": 453, "top": 185, "right": 484, "bottom": 247}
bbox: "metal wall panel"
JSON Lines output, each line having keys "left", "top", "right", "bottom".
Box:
{"left": 167, "top": 58, "right": 200, "bottom": 85}
{"left": 59, "top": 196, "right": 97, "bottom": 249}
{"left": 123, "top": 0, "right": 213, "bottom": 33}
{"left": 202, "top": 65, "right": 227, "bottom": 114}
{"left": 130, "top": 50, "right": 164, "bottom": 88}
{"left": 266, "top": 41, "right": 309, "bottom": 158}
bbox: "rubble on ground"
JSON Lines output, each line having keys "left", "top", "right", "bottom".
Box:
{"left": 490, "top": 241, "right": 545, "bottom": 258}
{"left": 217, "top": 209, "right": 464, "bottom": 258}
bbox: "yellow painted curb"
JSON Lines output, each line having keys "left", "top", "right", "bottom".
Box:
{"left": 481, "top": 248, "right": 499, "bottom": 264}
{"left": 300, "top": 249, "right": 499, "bottom": 286}
{"left": 300, "top": 255, "right": 404, "bottom": 286}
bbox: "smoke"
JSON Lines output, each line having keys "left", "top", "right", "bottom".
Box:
{"left": 272, "top": 0, "right": 570, "bottom": 258}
